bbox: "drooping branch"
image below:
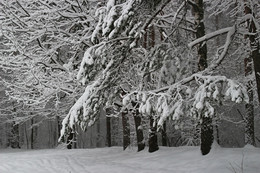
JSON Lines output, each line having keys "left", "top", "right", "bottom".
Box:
{"left": 188, "top": 26, "right": 234, "bottom": 48}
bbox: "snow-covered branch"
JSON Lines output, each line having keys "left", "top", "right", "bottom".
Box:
{"left": 188, "top": 27, "right": 234, "bottom": 48}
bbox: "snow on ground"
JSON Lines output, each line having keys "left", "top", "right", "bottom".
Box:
{"left": 0, "top": 144, "right": 259, "bottom": 173}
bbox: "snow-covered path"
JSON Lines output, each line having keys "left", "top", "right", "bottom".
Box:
{"left": 0, "top": 145, "right": 259, "bottom": 173}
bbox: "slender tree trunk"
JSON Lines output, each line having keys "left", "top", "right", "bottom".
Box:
{"left": 216, "top": 123, "right": 220, "bottom": 145}
{"left": 122, "top": 110, "right": 130, "bottom": 150}
{"left": 244, "top": 2, "right": 257, "bottom": 146}
{"left": 106, "top": 116, "right": 112, "bottom": 147}
{"left": 24, "top": 123, "right": 29, "bottom": 149}
{"left": 192, "top": 0, "right": 213, "bottom": 155}
{"left": 66, "top": 131, "right": 77, "bottom": 149}
{"left": 66, "top": 132, "right": 73, "bottom": 149}
{"left": 132, "top": 102, "right": 145, "bottom": 151}
{"left": 96, "top": 119, "right": 101, "bottom": 147}
{"left": 215, "top": 13, "right": 221, "bottom": 146}
{"left": 10, "top": 104, "right": 20, "bottom": 148}
{"left": 161, "top": 122, "right": 167, "bottom": 146}
{"left": 244, "top": 44, "right": 254, "bottom": 146}
{"left": 55, "top": 116, "right": 61, "bottom": 147}
{"left": 31, "top": 118, "right": 34, "bottom": 149}
{"left": 134, "top": 115, "right": 145, "bottom": 151}
{"left": 10, "top": 123, "right": 20, "bottom": 148}
{"left": 148, "top": 117, "right": 159, "bottom": 152}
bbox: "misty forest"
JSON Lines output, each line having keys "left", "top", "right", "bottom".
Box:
{"left": 0, "top": 0, "right": 260, "bottom": 173}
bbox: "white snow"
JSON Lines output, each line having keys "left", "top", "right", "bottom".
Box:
{"left": 0, "top": 146, "right": 259, "bottom": 173}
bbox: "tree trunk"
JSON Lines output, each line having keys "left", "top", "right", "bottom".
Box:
{"left": 10, "top": 123, "right": 20, "bottom": 148}
{"left": 215, "top": 119, "right": 220, "bottom": 145}
{"left": 66, "top": 131, "right": 77, "bottom": 149}
{"left": 55, "top": 116, "right": 61, "bottom": 147}
{"left": 24, "top": 123, "right": 29, "bottom": 149}
{"left": 215, "top": 12, "right": 221, "bottom": 146}
{"left": 161, "top": 122, "right": 167, "bottom": 146}
{"left": 244, "top": 2, "right": 257, "bottom": 146}
{"left": 132, "top": 102, "right": 145, "bottom": 151}
{"left": 106, "top": 116, "right": 112, "bottom": 147}
{"left": 148, "top": 117, "right": 159, "bottom": 152}
{"left": 9, "top": 103, "right": 20, "bottom": 148}
{"left": 122, "top": 110, "right": 130, "bottom": 150}
{"left": 192, "top": 0, "right": 213, "bottom": 155}
{"left": 66, "top": 132, "right": 73, "bottom": 149}
{"left": 134, "top": 115, "right": 145, "bottom": 151}
{"left": 31, "top": 118, "right": 34, "bottom": 149}
{"left": 201, "top": 117, "right": 213, "bottom": 155}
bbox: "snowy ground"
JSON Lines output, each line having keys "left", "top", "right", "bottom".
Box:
{"left": 0, "top": 144, "right": 259, "bottom": 173}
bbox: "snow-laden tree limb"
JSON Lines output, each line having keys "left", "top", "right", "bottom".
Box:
{"left": 124, "top": 73, "right": 249, "bottom": 128}
{"left": 188, "top": 26, "right": 234, "bottom": 48}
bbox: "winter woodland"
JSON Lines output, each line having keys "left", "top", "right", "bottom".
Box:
{"left": 0, "top": 0, "right": 260, "bottom": 159}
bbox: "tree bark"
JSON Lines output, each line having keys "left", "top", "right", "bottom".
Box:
{"left": 148, "top": 117, "right": 159, "bottom": 152}
{"left": 122, "top": 110, "right": 130, "bottom": 150}
{"left": 66, "top": 131, "right": 77, "bottom": 149}
{"left": 161, "top": 122, "right": 167, "bottom": 146}
{"left": 10, "top": 104, "right": 20, "bottom": 148}
{"left": 201, "top": 117, "right": 213, "bottom": 155}
{"left": 132, "top": 102, "right": 145, "bottom": 152}
{"left": 106, "top": 116, "right": 112, "bottom": 147}
{"left": 31, "top": 118, "right": 34, "bottom": 149}
{"left": 244, "top": 2, "right": 257, "bottom": 146}
{"left": 10, "top": 123, "right": 20, "bottom": 148}
{"left": 192, "top": 0, "right": 213, "bottom": 155}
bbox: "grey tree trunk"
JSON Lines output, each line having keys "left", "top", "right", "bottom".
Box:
{"left": 122, "top": 110, "right": 130, "bottom": 150}
{"left": 106, "top": 116, "right": 112, "bottom": 147}
{"left": 161, "top": 122, "right": 167, "bottom": 146}
{"left": 132, "top": 102, "right": 145, "bottom": 152}
{"left": 191, "top": 0, "right": 213, "bottom": 155}
{"left": 148, "top": 117, "right": 159, "bottom": 152}
{"left": 244, "top": 2, "right": 257, "bottom": 146}
{"left": 31, "top": 118, "right": 35, "bottom": 149}
{"left": 10, "top": 123, "right": 20, "bottom": 148}
{"left": 66, "top": 131, "right": 77, "bottom": 149}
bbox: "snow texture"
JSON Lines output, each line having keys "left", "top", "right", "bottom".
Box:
{"left": 0, "top": 146, "right": 260, "bottom": 173}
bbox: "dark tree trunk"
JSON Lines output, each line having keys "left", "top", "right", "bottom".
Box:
{"left": 106, "top": 116, "right": 112, "bottom": 147}
{"left": 244, "top": 2, "right": 257, "bottom": 146}
{"left": 55, "top": 116, "right": 61, "bottom": 147}
{"left": 10, "top": 104, "right": 20, "bottom": 148}
{"left": 31, "top": 118, "right": 34, "bottom": 149}
{"left": 57, "top": 116, "right": 61, "bottom": 137}
{"left": 191, "top": 0, "right": 213, "bottom": 155}
{"left": 122, "top": 110, "right": 130, "bottom": 150}
{"left": 66, "top": 131, "right": 76, "bottom": 149}
{"left": 245, "top": 94, "right": 255, "bottom": 145}
{"left": 214, "top": 14, "right": 221, "bottom": 146}
{"left": 148, "top": 117, "right": 159, "bottom": 152}
{"left": 201, "top": 117, "right": 213, "bottom": 155}
{"left": 96, "top": 119, "right": 101, "bottom": 147}
{"left": 24, "top": 123, "right": 29, "bottom": 149}
{"left": 161, "top": 122, "right": 167, "bottom": 146}
{"left": 131, "top": 101, "right": 145, "bottom": 151}
{"left": 66, "top": 132, "right": 73, "bottom": 149}
{"left": 215, "top": 121, "right": 220, "bottom": 145}
{"left": 133, "top": 111, "right": 145, "bottom": 151}
{"left": 10, "top": 123, "right": 20, "bottom": 148}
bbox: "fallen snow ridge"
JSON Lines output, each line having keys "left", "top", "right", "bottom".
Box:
{"left": 0, "top": 145, "right": 259, "bottom": 173}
